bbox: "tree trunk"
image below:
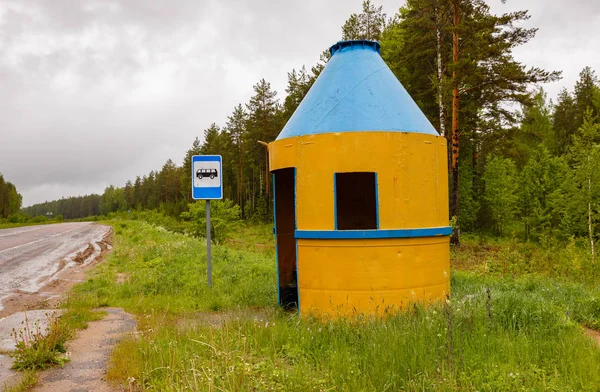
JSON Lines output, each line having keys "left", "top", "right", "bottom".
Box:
{"left": 237, "top": 165, "right": 242, "bottom": 205}
{"left": 450, "top": 0, "right": 460, "bottom": 245}
{"left": 434, "top": 1, "right": 446, "bottom": 138}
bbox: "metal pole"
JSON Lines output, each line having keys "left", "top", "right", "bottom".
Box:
{"left": 206, "top": 199, "right": 212, "bottom": 287}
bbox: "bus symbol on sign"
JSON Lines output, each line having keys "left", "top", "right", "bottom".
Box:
{"left": 196, "top": 168, "right": 218, "bottom": 180}
{"left": 191, "top": 155, "right": 223, "bottom": 200}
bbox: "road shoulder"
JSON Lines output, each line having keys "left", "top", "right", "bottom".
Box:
{"left": 31, "top": 308, "right": 135, "bottom": 392}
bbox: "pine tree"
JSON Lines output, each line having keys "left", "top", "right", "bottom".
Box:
{"left": 342, "top": 1, "right": 387, "bottom": 41}
{"left": 180, "top": 137, "right": 202, "bottom": 203}
{"left": 519, "top": 147, "right": 567, "bottom": 240}
{"left": 482, "top": 155, "right": 518, "bottom": 235}
{"left": 0, "top": 174, "right": 23, "bottom": 219}
{"left": 383, "top": 0, "right": 559, "bottom": 244}
{"left": 200, "top": 123, "right": 222, "bottom": 154}
{"left": 225, "top": 105, "right": 248, "bottom": 216}
{"left": 564, "top": 110, "right": 600, "bottom": 255}
{"left": 511, "top": 89, "right": 554, "bottom": 167}
{"left": 282, "top": 67, "right": 313, "bottom": 122}
{"left": 553, "top": 88, "right": 577, "bottom": 155}
{"left": 133, "top": 176, "right": 142, "bottom": 208}
{"left": 574, "top": 67, "right": 599, "bottom": 129}
{"left": 245, "top": 79, "right": 280, "bottom": 219}
{"left": 124, "top": 180, "right": 134, "bottom": 210}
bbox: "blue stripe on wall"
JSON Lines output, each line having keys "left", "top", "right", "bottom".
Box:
{"left": 295, "top": 227, "right": 452, "bottom": 239}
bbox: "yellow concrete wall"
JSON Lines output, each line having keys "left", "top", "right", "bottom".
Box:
{"left": 270, "top": 132, "right": 448, "bottom": 230}
{"left": 298, "top": 236, "right": 450, "bottom": 316}
{"left": 269, "top": 131, "right": 450, "bottom": 316}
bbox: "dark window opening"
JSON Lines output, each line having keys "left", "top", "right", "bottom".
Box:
{"left": 335, "top": 172, "right": 378, "bottom": 230}
{"left": 273, "top": 168, "right": 298, "bottom": 310}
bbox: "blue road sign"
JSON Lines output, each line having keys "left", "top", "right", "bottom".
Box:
{"left": 192, "top": 155, "right": 223, "bottom": 200}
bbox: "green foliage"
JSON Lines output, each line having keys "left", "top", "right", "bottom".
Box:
{"left": 510, "top": 89, "right": 555, "bottom": 166}
{"left": 519, "top": 147, "right": 567, "bottom": 240}
{"left": 457, "top": 155, "right": 480, "bottom": 232}
{"left": 557, "top": 111, "right": 600, "bottom": 252}
{"left": 482, "top": 155, "right": 518, "bottom": 235}
{"left": 553, "top": 68, "right": 600, "bottom": 155}
{"left": 109, "top": 209, "right": 190, "bottom": 235}
{"left": 22, "top": 194, "right": 101, "bottom": 220}
{"left": 7, "top": 213, "right": 30, "bottom": 224}
{"left": 574, "top": 67, "right": 600, "bottom": 129}
{"left": 282, "top": 67, "right": 314, "bottom": 123}
{"left": 342, "top": 0, "right": 386, "bottom": 41}
{"left": 181, "top": 199, "right": 242, "bottom": 244}
{"left": 0, "top": 173, "right": 22, "bottom": 219}
{"left": 453, "top": 234, "right": 600, "bottom": 283}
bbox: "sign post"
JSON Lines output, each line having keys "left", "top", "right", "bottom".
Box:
{"left": 206, "top": 199, "right": 211, "bottom": 287}
{"left": 191, "top": 155, "right": 223, "bottom": 288}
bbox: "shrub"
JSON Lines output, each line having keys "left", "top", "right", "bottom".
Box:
{"left": 181, "top": 199, "right": 242, "bottom": 243}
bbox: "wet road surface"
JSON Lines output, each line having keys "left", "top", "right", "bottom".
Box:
{"left": 0, "top": 223, "right": 110, "bottom": 311}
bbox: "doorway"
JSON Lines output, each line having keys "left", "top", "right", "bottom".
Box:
{"left": 273, "top": 168, "right": 298, "bottom": 309}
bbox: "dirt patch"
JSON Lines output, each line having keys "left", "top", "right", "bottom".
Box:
{"left": 71, "top": 244, "right": 95, "bottom": 265}
{"left": 31, "top": 308, "right": 135, "bottom": 392}
{"left": 0, "top": 230, "right": 113, "bottom": 320}
{"left": 586, "top": 327, "right": 600, "bottom": 346}
{"left": 115, "top": 273, "right": 129, "bottom": 285}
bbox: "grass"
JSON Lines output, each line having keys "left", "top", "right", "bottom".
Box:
{"left": 59, "top": 218, "right": 600, "bottom": 391}
{"left": 0, "top": 220, "right": 57, "bottom": 230}
{"left": 452, "top": 232, "right": 600, "bottom": 284}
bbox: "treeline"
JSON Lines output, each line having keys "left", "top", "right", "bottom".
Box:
{"left": 0, "top": 173, "right": 22, "bottom": 219}
{"left": 90, "top": 65, "right": 323, "bottom": 221}
{"left": 21, "top": 194, "right": 101, "bottom": 220}
{"left": 21, "top": 1, "right": 600, "bottom": 252}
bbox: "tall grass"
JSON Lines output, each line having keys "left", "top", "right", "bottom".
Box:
{"left": 67, "top": 220, "right": 276, "bottom": 314}
{"left": 63, "top": 219, "right": 600, "bottom": 391}
{"left": 110, "top": 288, "right": 600, "bottom": 391}
{"left": 452, "top": 233, "right": 600, "bottom": 283}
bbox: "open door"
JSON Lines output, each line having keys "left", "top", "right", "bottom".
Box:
{"left": 273, "top": 168, "right": 298, "bottom": 309}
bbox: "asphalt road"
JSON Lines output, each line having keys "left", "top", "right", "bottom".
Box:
{"left": 0, "top": 222, "right": 110, "bottom": 310}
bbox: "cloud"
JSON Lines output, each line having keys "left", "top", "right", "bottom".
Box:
{"left": 0, "top": 0, "right": 598, "bottom": 206}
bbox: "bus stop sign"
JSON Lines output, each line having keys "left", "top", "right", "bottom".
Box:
{"left": 192, "top": 155, "right": 223, "bottom": 200}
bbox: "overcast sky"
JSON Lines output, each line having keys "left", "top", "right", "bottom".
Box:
{"left": 1, "top": 0, "right": 599, "bottom": 207}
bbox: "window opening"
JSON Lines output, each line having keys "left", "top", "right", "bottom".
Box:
{"left": 335, "top": 172, "right": 378, "bottom": 230}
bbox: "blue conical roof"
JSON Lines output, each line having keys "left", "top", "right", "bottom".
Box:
{"left": 276, "top": 40, "right": 438, "bottom": 140}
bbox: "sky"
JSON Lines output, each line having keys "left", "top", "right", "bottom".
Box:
{"left": 1, "top": 0, "right": 599, "bottom": 207}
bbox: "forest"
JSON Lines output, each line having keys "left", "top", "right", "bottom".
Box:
{"left": 19, "top": 0, "right": 600, "bottom": 251}
{"left": 0, "top": 173, "right": 22, "bottom": 219}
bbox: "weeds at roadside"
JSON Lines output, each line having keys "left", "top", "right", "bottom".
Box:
{"left": 9, "top": 312, "right": 69, "bottom": 371}
{"left": 2, "top": 370, "right": 38, "bottom": 392}
{"left": 9, "top": 308, "right": 105, "bottom": 371}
